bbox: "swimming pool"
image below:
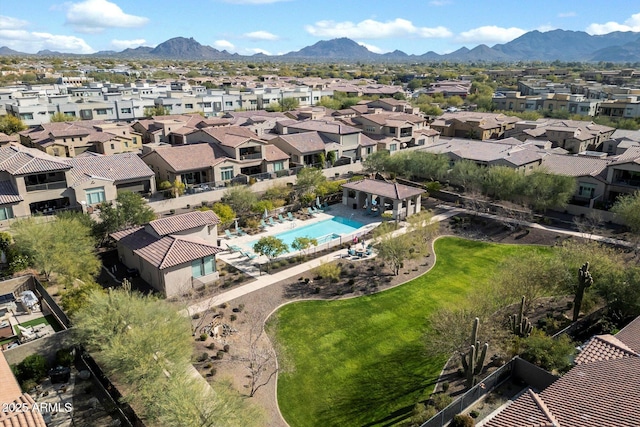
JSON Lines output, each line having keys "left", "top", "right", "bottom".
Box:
{"left": 247, "top": 216, "right": 364, "bottom": 251}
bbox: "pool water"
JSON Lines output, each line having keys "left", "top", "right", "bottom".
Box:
{"left": 248, "top": 216, "right": 364, "bottom": 251}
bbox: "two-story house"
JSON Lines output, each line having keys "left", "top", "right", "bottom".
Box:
{"left": 431, "top": 112, "right": 520, "bottom": 140}
{"left": 0, "top": 143, "right": 155, "bottom": 222}
{"left": 352, "top": 111, "right": 432, "bottom": 153}
{"left": 506, "top": 119, "right": 615, "bottom": 153}
{"left": 111, "top": 210, "right": 223, "bottom": 297}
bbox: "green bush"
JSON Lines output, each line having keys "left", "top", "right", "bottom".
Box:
{"left": 252, "top": 200, "right": 274, "bottom": 214}
{"left": 197, "top": 352, "right": 209, "bottom": 362}
{"left": 432, "top": 393, "right": 453, "bottom": 411}
{"left": 450, "top": 414, "right": 475, "bottom": 427}
{"left": 200, "top": 333, "right": 208, "bottom": 341}
{"left": 16, "top": 354, "right": 48, "bottom": 384}
{"left": 313, "top": 262, "right": 341, "bottom": 281}
{"left": 55, "top": 348, "right": 74, "bottom": 367}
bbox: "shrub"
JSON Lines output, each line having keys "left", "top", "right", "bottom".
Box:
{"left": 410, "top": 403, "right": 437, "bottom": 425}
{"left": 207, "top": 342, "right": 216, "bottom": 350}
{"left": 216, "top": 350, "right": 225, "bottom": 360}
{"left": 200, "top": 333, "right": 208, "bottom": 341}
{"left": 432, "top": 393, "right": 453, "bottom": 411}
{"left": 21, "top": 379, "right": 38, "bottom": 393}
{"left": 207, "top": 367, "right": 217, "bottom": 377}
{"left": 450, "top": 414, "right": 475, "bottom": 427}
{"left": 197, "top": 352, "right": 209, "bottom": 362}
{"left": 223, "top": 344, "right": 230, "bottom": 352}
{"left": 244, "top": 218, "right": 260, "bottom": 229}
{"left": 16, "top": 354, "right": 48, "bottom": 384}
{"left": 55, "top": 348, "right": 74, "bottom": 367}
{"left": 469, "top": 410, "right": 479, "bottom": 419}
{"left": 230, "top": 314, "right": 237, "bottom": 321}
{"left": 192, "top": 313, "right": 200, "bottom": 319}
{"left": 347, "top": 278, "right": 355, "bottom": 286}
{"left": 252, "top": 199, "right": 274, "bottom": 214}
{"left": 312, "top": 261, "right": 341, "bottom": 281}
{"left": 441, "top": 381, "right": 450, "bottom": 392}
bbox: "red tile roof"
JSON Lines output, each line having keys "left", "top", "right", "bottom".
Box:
{"left": 148, "top": 211, "right": 219, "bottom": 236}
{"left": 575, "top": 334, "right": 638, "bottom": 365}
{"left": 0, "top": 143, "right": 71, "bottom": 175}
{"left": 615, "top": 315, "right": 640, "bottom": 353}
{"left": 111, "top": 227, "right": 223, "bottom": 269}
{"left": 342, "top": 178, "right": 425, "bottom": 200}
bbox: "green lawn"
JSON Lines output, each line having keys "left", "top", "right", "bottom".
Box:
{"left": 270, "top": 237, "right": 553, "bottom": 427}
{"left": 13, "top": 315, "right": 64, "bottom": 335}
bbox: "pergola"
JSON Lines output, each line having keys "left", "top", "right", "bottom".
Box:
{"left": 341, "top": 178, "right": 424, "bottom": 220}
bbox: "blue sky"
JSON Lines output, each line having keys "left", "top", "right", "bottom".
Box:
{"left": 1, "top": 0, "right": 639, "bottom": 56}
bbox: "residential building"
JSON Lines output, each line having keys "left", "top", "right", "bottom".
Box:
{"left": 431, "top": 112, "right": 520, "bottom": 140}
{"left": 506, "top": 119, "right": 615, "bottom": 153}
{"left": 423, "top": 80, "right": 472, "bottom": 98}
{"left": 0, "top": 143, "right": 154, "bottom": 220}
{"left": 483, "top": 315, "right": 640, "bottom": 427}
{"left": 110, "top": 211, "right": 223, "bottom": 297}
{"left": 18, "top": 120, "right": 143, "bottom": 157}
{"left": 352, "top": 111, "right": 432, "bottom": 152}
{"left": 271, "top": 119, "right": 374, "bottom": 166}
{"left": 0, "top": 350, "right": 47, "bottom": 426}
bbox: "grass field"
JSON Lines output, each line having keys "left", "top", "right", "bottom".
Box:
{"left": 13, "top": 315, "right": 64, "bottom": 335}
{"left": 270, "top": 237, "right": 553, "bottom": 427}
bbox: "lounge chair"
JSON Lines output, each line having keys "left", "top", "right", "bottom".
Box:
{"left": 348, "top": 248, "right": 357, "bottom": 257}
{"left": 236, "top": 227, "right": 247, "bottom": 236}
{"left": 287, "top": 212, "right": 295, "bottom": 221}
{"left": 323, "top": 201, "right": 331, "bottom": 211}
{"left": 260, "top": 219, "right": 268, "bottom": 229}
{"left": 307, "top": 207, "right": 316, "bottom": 216}
{"left": 243, "top": 251, "right": 258, "bottom": 260}
{"left": 313, "top": 206, "right": 323, "bottom": 214}
{"left": 268, "top": 217, "right": 277, "bottom": 226}
{"left": 278, "top": 214, "right": 286, "bottom": 223}
{"left": 366, "top": 247, "right": 373, "bottom": 256}
{"left": 224, "top": 229, "right": 235, "bottom": 239}
{"left": 226, "top": 243, "right": 242, "bottom": 252}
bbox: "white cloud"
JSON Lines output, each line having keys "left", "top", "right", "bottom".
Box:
{"left": 456, "top": 26, "right": 526, "bottom": 43}
{"left": 111, "top": 38, "right": 146, "bottom": 49}
{"left": 213, "top": 39, "right": 235, "bottom": 50}
{"left": 537, "top": 24, "right": 557, "bottom": 32}
{"left": 0, "top": 29, "right": 94, "bottom": 53}
{"left": 245, "top": 47, "right": 271, "bottom": 55}
{"left": 357, "top": 42, "right": 384, "bottom": 54}
{"left": 221, "top": 0, "right": 291, "bottom": 3}
{"left": 65, "top": 0, "right": 149, "bottom": 33}
{"left": 0, "top": 15, "right": 29, "bottom": 30}
{"left": 305, "top": 18, "right": 452, "bottom": 39}
{"left": 586, "top": 12, "right": 640, "bottom": 35}
{"left": 558, "top": 12, "right": 576, "bottom": 18}
{"left": 243, "top": 30, "right": 279, "bottom": 41}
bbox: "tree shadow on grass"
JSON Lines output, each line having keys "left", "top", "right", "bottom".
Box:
{"left": 316, "top": 345, "right": 441, "bottom": 427}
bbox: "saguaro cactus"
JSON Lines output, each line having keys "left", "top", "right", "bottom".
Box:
{"left": 573, "top": 262, "right": 593, "bottom": 322}
{"left": 510, "top": 296, "right": 533, "bottom": 337}
{"left": 461, "top": 317, "right": 488, "bottom": 389}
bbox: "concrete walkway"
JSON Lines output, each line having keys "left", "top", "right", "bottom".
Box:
{"left": 436, "top": 204, "right": 633, "bottom": 248}
{"left": 186, "top": 208, "right": 462, "bottom": 315}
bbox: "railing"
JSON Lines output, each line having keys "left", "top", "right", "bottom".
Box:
{"left": 25, "top": 181, "right": 67, "bottom": 192}
{"left": 239, "top": 152, "right": 262, "bottom": 160}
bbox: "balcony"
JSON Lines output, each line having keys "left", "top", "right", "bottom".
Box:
{"left": 239, "top": 152, "right": 262, "bottom": 161}
{"left": 25, "top": 181, "right": 67, "bottom": 192}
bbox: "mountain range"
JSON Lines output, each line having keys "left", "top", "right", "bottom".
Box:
{"left": 2, "top": 30, "right": 640, "bottom": 62}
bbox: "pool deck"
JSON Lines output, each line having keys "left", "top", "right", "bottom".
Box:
{"left": 217, "top": 204, "right": 382, "bottom": 278}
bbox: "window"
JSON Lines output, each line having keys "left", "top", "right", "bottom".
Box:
{"left": 203, "top": 102, "right": 212, "bottom": 108}
{"left": 96, "top": 108, "right": 108, "bottom": 115}
{"left": 418, "top": 139, "right": 425, "bottom": 146}
{"left": 124, "top": 141, "right": 129, "bottom": 148}
{"left": 390, "top": 143, "right": 397, "bottom": 152}
{"left": 365, "top": 126, "right": 375, "bottom": 133}
{"left": 120, "top": 108, "right": 132, "bottom": 114}
{"left": 220, "top": 166, "right": 233, "bottom": 181}
{"left": 85, "top": 187, "right": 106, "bottom": 205}
{"left": 110, "top": 143, "right": 115, "bottom": 150}
{"left": 578, "top": 183, "right": 596, "bottom": 199}
{"left": 366, "top": 147, "right": 373, "bottom": 154}
{"left": 192, "top": 256, "right": 216, "bottom": 278}
{"left": 0, "top": 206, "right": 14, "bottom": 220}
{"left": 274, "top": 161, "right": 284, "bottom": 172}
{"left": 185, "top": 103, "right": 193, "bottom": 109}
{"left": 20, "top": 113, "right": 33, "bottom": 120}
{"left": 225, "top": 101, "right": 233, "bottom": 107}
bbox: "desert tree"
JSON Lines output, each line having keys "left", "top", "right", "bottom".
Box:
{"left": 242, "top": 310, "right": 278, "bottom": 398}
{"left": 253, "top": 236, "right": 288, "bottom": 272}
{"left": 222, "top": 185, "right": 257, "bottom": 215}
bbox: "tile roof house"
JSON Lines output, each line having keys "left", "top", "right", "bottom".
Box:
{"left": 351, "top": 111, "right": 434, "bottom": 152}
{"left": 482, "top": 315, "right": 640, "bottom": 427}
{"left": 0, "top": 351, "right": 47, "bottom": 426}
{"left": 110, "top": 210, "right": 223, "bottom": 297}
{"left": 506, "top": 119, "right": 616, "bottom": 153}
{"left": 270, "top": 119, "right": 376, "bottom": 166}
{"left": 18, "top": 120, "right": 143, "bottom": 157}
{"left": 431, "top": 112, "right": 521, "bottom": 140}
{"left": 0, "top": 143, "right": 154, "bottom": 221}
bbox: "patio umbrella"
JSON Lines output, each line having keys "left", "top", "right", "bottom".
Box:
{"left": 234, "top": 219, "right": 239, "bottom": 233}
{"left": 263, "top": 208, "right": 268, "bottom": 219}
{"left": 316, "top": 196, "right": 320, "bottom": 207}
